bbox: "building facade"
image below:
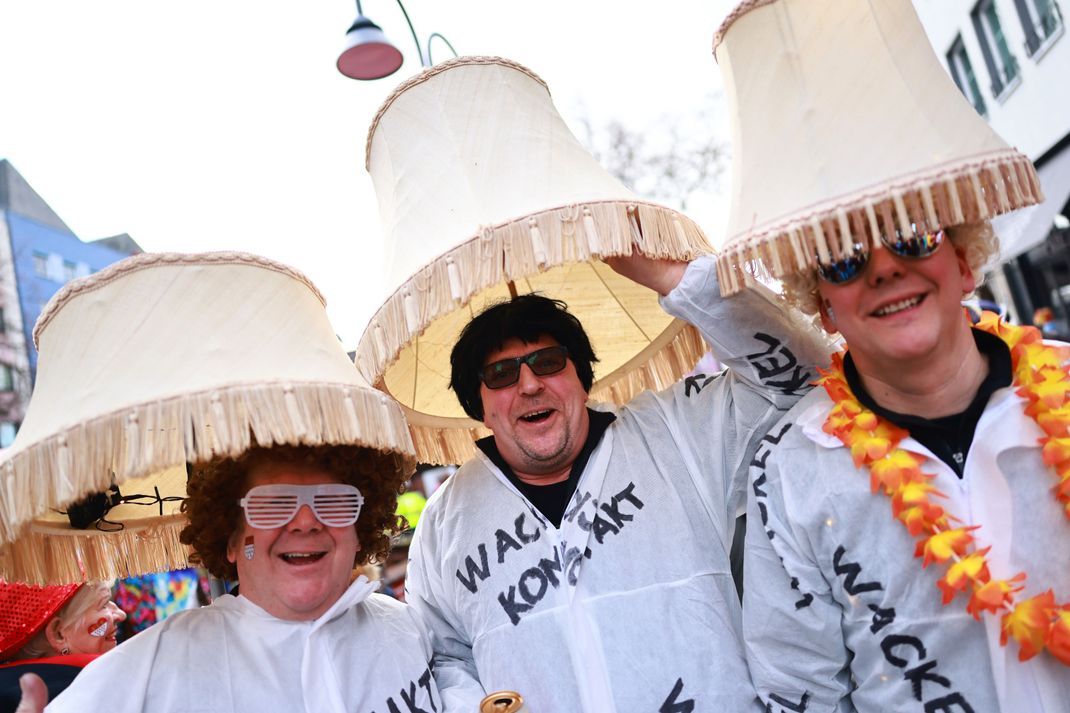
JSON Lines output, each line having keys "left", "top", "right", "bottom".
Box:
{"left": 914, "top": 0, "right": 1070, "bottom": 325}
{"left": 0, "top": 160, "right": 140, "bottom": 446}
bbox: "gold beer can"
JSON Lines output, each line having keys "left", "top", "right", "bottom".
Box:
{"left": 479, "top": 691, "right": 526, "bottom": 713}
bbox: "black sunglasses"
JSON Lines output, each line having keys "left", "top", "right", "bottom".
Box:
{"left": 817, "top": 229, "right": 945, "bottom": 285}
{"left": 479, "top": 345, "right": 570, "bottom": 389}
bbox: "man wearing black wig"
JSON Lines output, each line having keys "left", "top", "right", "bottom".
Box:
{"left": 405, "top": 253, "right": 832, "bottom": 712}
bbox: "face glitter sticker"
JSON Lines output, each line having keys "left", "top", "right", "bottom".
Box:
{"left": 244, "top": 535, "right": 255, "bottom": 560}
{"left": 87, "top": 617, "right": 108, "bottom": 637}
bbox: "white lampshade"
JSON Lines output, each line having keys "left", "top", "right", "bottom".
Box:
{"left": 356, "top": 57, "right": 715, "bottom": 465}
{"left": 712, "top": 0, "right": 1042, "bottom": 294}
{"left": 0, "top": 252, "right": 415, "bottom": 584}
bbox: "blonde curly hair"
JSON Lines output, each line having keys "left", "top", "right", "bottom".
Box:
{"left": 780, "top": 222, "right": 999, "bottom": 320}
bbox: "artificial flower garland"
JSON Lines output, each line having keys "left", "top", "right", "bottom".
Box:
{"left": 818, "top": 311, "right": 1070, "bottom": 666}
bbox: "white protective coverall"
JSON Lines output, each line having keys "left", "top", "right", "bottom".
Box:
{"left": 406, "top": 256, "right": 833, "bottom": 712}
{"left": 744, "top": 374, "right": 1070, "bottom": 713}
{"left": 47, "top": 577, "right": 438, "bottom": 713}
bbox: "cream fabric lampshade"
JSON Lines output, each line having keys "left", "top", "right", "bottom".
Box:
{"left": 712, "top": 0, "right": 1042, "bottom": 294}
{"left": 356, "top": 56, "right": 714, "bottom": 465}
{"left": 0, "top": 253, "right": 415, "bottom": 584}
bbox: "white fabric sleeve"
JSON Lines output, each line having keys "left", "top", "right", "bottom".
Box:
{"left": 405, "top": 526, "right": 487, "bottom": 713}
{"left": 742, "top": 426, "right": 854, "bottom": 713}
{"left": 658, "top": 255, "right": 833, "bottom": 516}
{"left": 660, "top": 255, "right": 832, "bottom": 401}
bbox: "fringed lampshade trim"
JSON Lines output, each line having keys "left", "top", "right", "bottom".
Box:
{"left": 409, "top": 420, "right": 491, "bottom": 469}
{"left": 589, "top": 321, "right": 708, "bottom": 406}
{"left": 0, "top": 515, "right": 191, "bottom": 586}
{"left": 355, "top": 199, "right": 713, "bottom": 391}
{"left": 714, "top": 149, "right": 1043, "bottom": 295}
{"left": 0, "top": 381, "right": 416, "bottom": 547}
{"left": 391, "top": 320, "right": 709, "bottom": 466}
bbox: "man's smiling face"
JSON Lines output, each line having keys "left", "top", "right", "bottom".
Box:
{"left": 479, "top": 335, "right": 590, "bottom": 482}
{"left": 818, "top": 239, "right": 975, "bottom": 373}
{"left": 227, "top": 459, "right": 360, "bottom": 621}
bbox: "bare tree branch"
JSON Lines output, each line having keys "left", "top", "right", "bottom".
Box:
{"left": 576, "top": 94, "right": 728, "bottom": 211}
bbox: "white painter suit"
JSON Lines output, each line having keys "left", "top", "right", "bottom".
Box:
{"left": 406, "top": 255, "right": 833, "bottom": 712}
{"left": 744, "top": 379, "right": 1070, "bottom": 713}
{"left": 47, "top": 577, "right": 438, "bottom": 713}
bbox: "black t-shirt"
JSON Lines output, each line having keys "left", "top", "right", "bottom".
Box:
{"left": 476, "top": 408, "right": 617, "bottom": 526}
{"left": 843, "top": 329, "right": 1012, "bottom": 478}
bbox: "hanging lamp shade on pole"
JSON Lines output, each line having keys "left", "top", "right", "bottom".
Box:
{"left": 712, "top": 0, "right": 1043, "bottom": 294}
{"left": 337, "top": 13, "right": 404, "bottom": 80}
{"left": 0, "top": 252, "right": 415, "bottom": 585}
{"left": 356, "top": 56, "right": 714, "bottom": 465}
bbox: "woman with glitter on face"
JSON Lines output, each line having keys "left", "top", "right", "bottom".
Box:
{"left": 0, "top": 581, "right": 125, "bottom": 711}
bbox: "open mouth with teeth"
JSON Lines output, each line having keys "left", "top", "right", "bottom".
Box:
{"left": 872, "top": 294, "right": 924, "bottom": 317}
{"left": 280, "top": 552, "right": 327, "bottom": 564}
{"left": 519, "top": 409, "right": 554, "bottom": 424}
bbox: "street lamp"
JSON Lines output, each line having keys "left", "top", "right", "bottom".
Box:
{"left": 337, "top": 0, "right": 458, "bottom": 81}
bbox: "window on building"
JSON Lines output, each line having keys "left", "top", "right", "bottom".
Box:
{"left": 32, "top": 252, "right": 49, "bottom": 277}
{"left": 46, "top": 253, "right": 65, "bottom": 283}
{"left": 0, "top": 422, "right": 16, "bottom": 448}
{"left": 62, "top": 260, "right": 78, "bottom": 283}
{"left": 0, "top": 364, "right": 14, "bottom": 392}
{"left": 972, "top": 0, "right": 1021, "bottom": 97}
{"left": 947, "top": 36, "right": 988, "bottom": 115}
{"left": 1014, "top": 0, "right": 1064, "bottom": 55}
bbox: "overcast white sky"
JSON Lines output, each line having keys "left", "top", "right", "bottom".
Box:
{"left": 0, "top": 1, "right": 735, "bottom": 347}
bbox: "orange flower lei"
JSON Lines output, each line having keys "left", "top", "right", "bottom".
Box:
{"left": 818, "top": 311, "right": 1070, "bottom": 666}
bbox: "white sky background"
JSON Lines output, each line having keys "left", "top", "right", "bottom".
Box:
{"left": 0, "top": 1, "right": 735, "bottom": 347}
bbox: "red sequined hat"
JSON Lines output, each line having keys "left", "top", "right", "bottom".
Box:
{"left": 0, "top": 580, "right": 82, "bottom": 661}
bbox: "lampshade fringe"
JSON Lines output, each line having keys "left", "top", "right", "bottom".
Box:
{"left": 715, "top": 150, "right": 1042, "bottom": 295}
{"left": 0, "top": 515, "right": 190, "bottom": 586}
{"left": 356, "top": 199, "right": 712, "bottom": 391}
{"left": 0, "top": 382, "right": 415, "bottom": 553}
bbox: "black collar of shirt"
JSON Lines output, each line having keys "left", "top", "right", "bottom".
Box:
{"left": 842, "top": 328, "right": 1012, "bottom": 477}
{"left": 476, "top": 408, "right": 617, "bottom": 526}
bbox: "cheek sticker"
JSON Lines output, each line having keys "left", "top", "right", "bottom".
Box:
{"left": 244, "top": 536, "right": 255, "bottom": 560}
{"left": 87, "top": 618, "right": 108, "bottom": 637}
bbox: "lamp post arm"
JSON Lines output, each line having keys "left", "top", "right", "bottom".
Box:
{"left": 392, "top": 0, "right": 428, "bottom": 67}
{"left": 425, "top": 31, "right": 460, "bottom": 63}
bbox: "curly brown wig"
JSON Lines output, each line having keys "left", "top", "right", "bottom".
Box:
{"left": 180, "top": 443, "right": 409, "bottom": 580}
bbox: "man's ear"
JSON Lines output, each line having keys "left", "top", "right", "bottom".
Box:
{"left": 955, "top": 247, "right": 976, "bottom": 295}
{"left": 818, "top": 298, "right": 838, "bottom": 335}
{"left": 478, "top": 387, "right": 493, "bottom": 429}
{"left": 226, "top": 531, "right": 240, "bottom": 565}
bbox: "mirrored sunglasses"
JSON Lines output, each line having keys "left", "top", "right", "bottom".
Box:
{"left": 479, "top": 345, "right": 570, "bottom": 390}
{"left": 816, "top": 229, "right": 945, "bottom": 285}
{"left": 239, "top": 483, "right": 364, "bottom": 529}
